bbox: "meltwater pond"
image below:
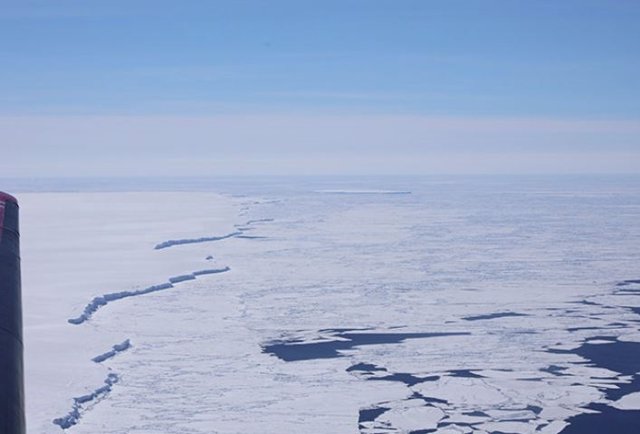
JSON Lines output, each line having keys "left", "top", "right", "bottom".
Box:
{"left": 15, "top": 176, "right": 640, "bottom": 434}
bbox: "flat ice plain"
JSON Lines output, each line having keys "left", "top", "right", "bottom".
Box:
{"left": 13, "top": 176, "right": 640, "bottom": 433}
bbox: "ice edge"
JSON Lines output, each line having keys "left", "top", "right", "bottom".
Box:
{"left": 91, "top": 339, "right": 132, "bottom": 363}
{"left": 52, "top": 373, "right": 119, "bottom": 430}
{"left": 68, "top": 267, "right": 230, "bottom": 325}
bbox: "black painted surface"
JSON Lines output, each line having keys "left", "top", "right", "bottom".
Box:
{"left": 0, "top": 195, "right": 25, "bottom": 434}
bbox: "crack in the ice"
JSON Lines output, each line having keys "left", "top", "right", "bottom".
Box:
{"left": 243, "top": 218, "right": 274, "bottom": 225}
{"left": 59, "top": 210, "right": 272, "bottom": 431}
{"left": 52, "top": 373, "right": 119, "bottom": 430}
{"left": 154, "top": 232, "right": 241, "bottom": 250}
{"left": 155, "top": 216, "right": 274, "bottom": 250}
{"left": 68, "top": 267, "right": 230, "bottom": 325}
{"left": 92, "top": 339, "right": 132, "bottom": 363}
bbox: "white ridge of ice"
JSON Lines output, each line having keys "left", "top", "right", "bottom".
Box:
{"left": 68, "top": 267, "right": 230, "bottom": 325}
{"left": 316, "top": 189, "right": 411, "bottom": 195}
{"left": 52, "top": 373, "right": 119, "bottom": 430}
{"left": 155, "top": 216, "right": 274, "bottom": 250}
{"left": 244, "top": 218, "right": 274, "bottom": 225}
{"left": 91, "top": 339, "right": 132, "bottom": 363}
{"left": 154, "top": 232, "right": 241, "bottom": 250}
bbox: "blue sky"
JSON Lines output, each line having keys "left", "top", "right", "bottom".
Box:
{"left": 1, "top": 0, "right": 639, "bottom": 176}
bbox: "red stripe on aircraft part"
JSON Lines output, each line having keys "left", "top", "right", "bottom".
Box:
{"left": 0, "top": 201, "right": 5, "bottom": 242}
{"left": 0, "top": 192, "right": 17, "bottom": 204}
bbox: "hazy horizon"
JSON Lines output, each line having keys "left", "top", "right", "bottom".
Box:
{"left": 1, "top": 0, "right": 639, "bottom": 177}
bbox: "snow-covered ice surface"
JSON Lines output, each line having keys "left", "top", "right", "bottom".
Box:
{"left": 13, "top": 176, "right": 640, "bottom": 433}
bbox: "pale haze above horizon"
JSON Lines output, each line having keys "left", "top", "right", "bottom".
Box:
{"left": 1, "top": 0, "right": 639, "bottom": 177}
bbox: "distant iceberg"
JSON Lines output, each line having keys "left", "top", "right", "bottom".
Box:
{"left": 315, "top": 189, "right": 411, "bottom": 195}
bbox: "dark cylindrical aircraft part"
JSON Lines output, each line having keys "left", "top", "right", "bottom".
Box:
{"left": 0, "top": 192, "right": 25, "bottom": 434}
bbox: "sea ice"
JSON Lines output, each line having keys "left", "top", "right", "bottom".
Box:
{"left": 16, "top": 177, "right": 640, "bottom": 434}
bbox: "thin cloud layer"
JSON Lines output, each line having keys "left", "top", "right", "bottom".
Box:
{"left": 1, "top": 115, "right": 638, "bottom": 176}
